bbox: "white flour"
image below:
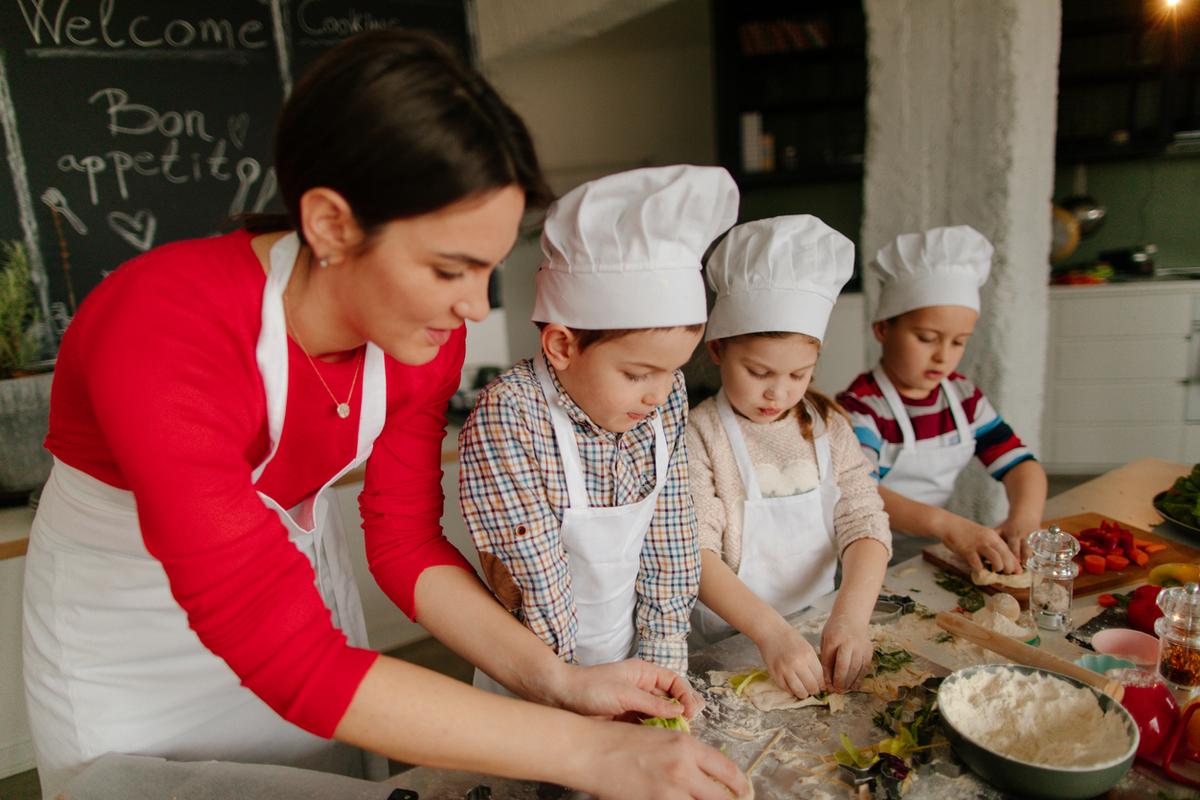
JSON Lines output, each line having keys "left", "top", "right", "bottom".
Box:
{"left": 940, "top": 669, "right": 1132, "bottom": 768}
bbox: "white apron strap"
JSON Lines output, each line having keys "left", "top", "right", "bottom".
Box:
{"left": 533, "top": 354, "right": 592, "bottom": 509}
{"left": 941, "top": 377, "right": 974, "bottom": 446}
{"left": 251, "top": 233, "right": 300, "bottom": 482}
{"left": 871, "top": 365, "right": 916, "bottom": 448}
{"left": 715, "top": 390, "right": 763, "bottom": 501}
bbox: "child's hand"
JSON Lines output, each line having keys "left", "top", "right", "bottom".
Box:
{"left": 752, "top": 621, "right": 825, "bottom": 699}
{"left": 554, "top": 659, "right": 705, "bottom": 721}
{"left": 943, "top": 521, "right": 1021, "bottom": 574}
{"left": 819, "top": 616, "right": 873, "bottom": 692}
{"left": 995, "top": 515, "right": 1039, "bottom": 566}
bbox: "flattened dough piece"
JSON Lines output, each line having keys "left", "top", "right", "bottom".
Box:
{"left": 971, "top": 567, "right": 1031, "bottom": 589}
{"left": 708, "top": 670, "right": 845, "bottom": 713}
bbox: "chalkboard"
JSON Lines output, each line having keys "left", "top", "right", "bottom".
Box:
{"left": 0, "top": 0, "right": 471, "bottom": 334}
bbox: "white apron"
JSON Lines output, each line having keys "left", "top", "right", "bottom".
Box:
{"left": 873, "top": 365, "right": 975, "bottom": 563}
{"left": 22, "top": 233, "right": 388, "bottom": 797}
{"left": 691, "top": 392, "right": 841, "bottom": 645}
{"left": 473, "top": 354, "right": 669, "bottom": 694}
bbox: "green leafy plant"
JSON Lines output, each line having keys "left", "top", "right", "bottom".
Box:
{"left": 0, "top": 241, "right": 41, "bottom": 379}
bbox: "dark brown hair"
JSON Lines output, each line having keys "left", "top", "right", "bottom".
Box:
{"left": 243, "top": 30, "right": 552, "bottom": 237}
{"left": 715, "top": 331, "right": 848, "bottom": 441}
{"left": 537, "top": 323, "right": 705, "bottom": 353}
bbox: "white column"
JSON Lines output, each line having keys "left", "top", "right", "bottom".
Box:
{"left": 861, "top": 0, "right": 1060, "bottom": 522}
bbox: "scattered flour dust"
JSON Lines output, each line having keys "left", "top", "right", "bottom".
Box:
{"left": 940, "top": 669, "right": 1131, "bottom": 768}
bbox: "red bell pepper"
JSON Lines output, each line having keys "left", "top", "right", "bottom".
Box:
{"left": 1127, "top": 585, "right": 1165, "bottom": 635}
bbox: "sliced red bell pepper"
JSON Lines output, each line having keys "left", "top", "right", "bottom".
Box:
{"left": 1098, "top": 593, "right": 1120, "bottom": 607}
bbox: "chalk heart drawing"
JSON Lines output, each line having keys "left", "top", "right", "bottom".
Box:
{"left": 228, "top": 113, "right": 250, "bottom": 150}
{"left": 108, "top": 210, "right": 157, "bottom": 252}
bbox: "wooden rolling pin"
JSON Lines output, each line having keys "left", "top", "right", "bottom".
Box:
{"left": 935, "top": 612, "right": 1124, "bottom": 702}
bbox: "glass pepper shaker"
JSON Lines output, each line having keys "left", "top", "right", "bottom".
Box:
{"left": 1026, "top": 524, "right": 1079, "bottom": 631}
{"left": 1155, "top": 583, "right": 1200, "bottom": 705}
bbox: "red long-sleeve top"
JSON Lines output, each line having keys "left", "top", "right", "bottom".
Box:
{"left": 44, "top": 230, "right": 473, "bottom": 738}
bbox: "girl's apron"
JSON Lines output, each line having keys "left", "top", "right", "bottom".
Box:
{"left": 23, "top": 233, "right": 388, "bottom": 797}
{"left": 873, "top": 365, "right": 975, "bottom": 563}
{"left": 690, "top": 392, "right": 841, "bottom": 645}
{"left": 473, "top": 354, "right": 668, "bottom": 694}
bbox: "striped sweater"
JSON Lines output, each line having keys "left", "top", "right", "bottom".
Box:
{"left": 836, "top": 369, "right": 1035, "bottom": 483}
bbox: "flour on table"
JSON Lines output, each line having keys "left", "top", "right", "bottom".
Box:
{"left": 971, "top": 607, "right": 1034, "bottom": 639}
{"left": 940, "top": 669, "right": 1132, "bottom": 768}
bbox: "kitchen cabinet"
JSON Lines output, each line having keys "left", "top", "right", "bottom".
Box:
{"left": 811, "top": 291, "right": 868, "bottom": 396}
{"left": 1042, "top": 280, "right": 1200, "bottom": 472}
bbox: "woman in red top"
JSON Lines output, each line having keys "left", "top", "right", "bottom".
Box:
{"left": 22, "top": 31, "right": 747, "bottom": 800}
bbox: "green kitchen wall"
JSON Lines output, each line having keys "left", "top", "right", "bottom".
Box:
{"left": 1054, "top": 157, "right": 1200, "bottom": 270}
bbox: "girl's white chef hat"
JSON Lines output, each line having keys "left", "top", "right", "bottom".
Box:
{"left": 705, "top": 215, "right": 854, "bottom": 343}
{"left": 869, "top": 225, "right": 993, "bottom": 322}
{"left": 531, "top": 165, "right": 739, "bottom": 329}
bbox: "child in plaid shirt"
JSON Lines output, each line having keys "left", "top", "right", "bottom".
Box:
{"left": 459, "top": 165, "right": 738, "bottom": 684}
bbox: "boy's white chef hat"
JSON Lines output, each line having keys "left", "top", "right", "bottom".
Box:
{"left": 531, "top": 165, "right": 739, "bottom": 329}
{"left": 869, "top": 225, "right": 993, "bottom": 322}
{"left": 705, "top": 215, "right": 854, "bottom": 343}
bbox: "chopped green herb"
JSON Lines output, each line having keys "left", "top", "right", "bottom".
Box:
{"left": 872, "top": 648, "right": 914, "bottom": 674}
{"left": 834, "top": 732, "right": 878, "bottom": 769}
{"left": 934, "top": 570, "right": 986, "bottom": 612}
{"left": 933, "top": 632, "right": 954, "bottom": 644}
{"left": 641, "top": 714, "right": 690, "bottom": 733}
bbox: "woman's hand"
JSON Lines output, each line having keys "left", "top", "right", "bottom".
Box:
{"left": 545, "top": 659, "right": 704, "bottom": 720}
{"left": 579, "top": 723, "right": 751, "bottom": 800}
{"left": 943, "top": 521, "right": 1021, "bottom": 574}
{"left": 820, "top": 615, "right": 873, "bottom": 692}
{"left": 752, "top": 619, "right": 825, "bottom": 699}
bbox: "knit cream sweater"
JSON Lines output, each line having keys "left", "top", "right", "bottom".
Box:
{"left": 687, "top": 395, "right": 891, "bottom": 572}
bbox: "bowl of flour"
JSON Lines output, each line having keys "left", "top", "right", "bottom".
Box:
{"left": 938, "top": 664, "right": 1138, "bottom": 798}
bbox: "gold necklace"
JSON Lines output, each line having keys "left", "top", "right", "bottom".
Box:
{"left": 283, "top": 277, "right": 363, "bottom": 420}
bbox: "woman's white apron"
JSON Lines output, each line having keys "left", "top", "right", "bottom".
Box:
{"left": 23, "top": 234, "right": 388, "bottom": 797}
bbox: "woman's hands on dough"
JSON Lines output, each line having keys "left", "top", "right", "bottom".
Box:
{"left": 547, "top": 658, "right": 704, "bottom": 721}
{"left": 581, "top": 722, "right": 751, "bottom": 800}
{"left": 751, "top": 617, "right": 825, "bottom": 699}
{"left": 819, "top": 615, "right": 873, "bottom": 692}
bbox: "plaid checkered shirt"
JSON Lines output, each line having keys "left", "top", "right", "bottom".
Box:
{"left": 458, "top": 357, "right": 700, "bottom": 675}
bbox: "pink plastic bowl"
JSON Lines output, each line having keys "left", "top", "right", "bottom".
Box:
{"left": 1092, "top": 628, "right": 1160, "bottom": 667}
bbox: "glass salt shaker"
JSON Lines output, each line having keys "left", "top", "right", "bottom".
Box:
{"left": 1155, "top": 583, "right": 1200, "bottom": 705}
{"left": 1025, "top": 524, "right": 1079, "bottom": 631}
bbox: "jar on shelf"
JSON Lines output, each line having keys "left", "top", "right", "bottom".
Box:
{"left": 1156, "top": 582, "right": 1200, "bottom": 705}
{"left": 1025, "top": 524, "right": 1079, "bottom": 631}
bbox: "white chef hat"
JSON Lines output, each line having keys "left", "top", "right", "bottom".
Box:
{"left": 705, "top": 215, "right": 854, "bottom": 343}
{"left": 531, "top": 165, "right": 739, "bottom": 329}
{"left": 869, "top": 225, "right": 993, "bottom": 322}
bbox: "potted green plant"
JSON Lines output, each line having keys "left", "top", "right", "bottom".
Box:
{"left": 0, "top": 241, "right": 54, "bottom": 503}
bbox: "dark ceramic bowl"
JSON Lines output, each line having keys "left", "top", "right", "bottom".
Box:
{"left": 938, "top": 664, "right": 1138, "bottom": 799}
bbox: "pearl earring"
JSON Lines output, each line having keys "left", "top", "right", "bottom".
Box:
{"left": 318, "top": 256, "right": 330, "bottom": 268}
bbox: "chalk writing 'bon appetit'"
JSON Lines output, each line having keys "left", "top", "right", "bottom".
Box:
{"left": 16, "top": 0, "right": 270, "bottom": 51}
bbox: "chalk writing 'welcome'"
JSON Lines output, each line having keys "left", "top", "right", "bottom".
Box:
{"left": 16, "top": 0, "right": 270, "bottom": 50}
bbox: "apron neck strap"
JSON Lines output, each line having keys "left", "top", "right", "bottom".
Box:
{"left": 534, "top": 354, "right": 668, "bottom": 509}
{"left": 716, "top": 390, "right": 764, "bottom": 500}
{"left": 871, "top": 365, "right": 916, "bottom": 447}
{"left": 941, "top": 377, "right": 973, "bottom": 442}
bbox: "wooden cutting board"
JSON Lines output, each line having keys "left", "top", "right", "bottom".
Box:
{"left": 922, "top": 512, "right": 1200, "bottom": 600}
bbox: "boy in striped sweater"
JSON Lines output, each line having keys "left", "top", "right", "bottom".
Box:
{"left": 836, "top": 226, "right": 1047, "bottom": 571}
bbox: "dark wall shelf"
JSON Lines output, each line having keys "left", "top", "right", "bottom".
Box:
{"left": 1058, "top": 0, "right": 1200, "bottom": 163}
{"left": 712, "top": 0, "right": 867, "bottom": 189}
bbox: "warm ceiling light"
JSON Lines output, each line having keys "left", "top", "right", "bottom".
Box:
{"left": 1167, "top": 0, "right": 1182, "bottom": 7}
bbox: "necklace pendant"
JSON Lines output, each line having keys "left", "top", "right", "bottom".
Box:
{"left": 336, "top": 402, "right": 351, "bottom": 419}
